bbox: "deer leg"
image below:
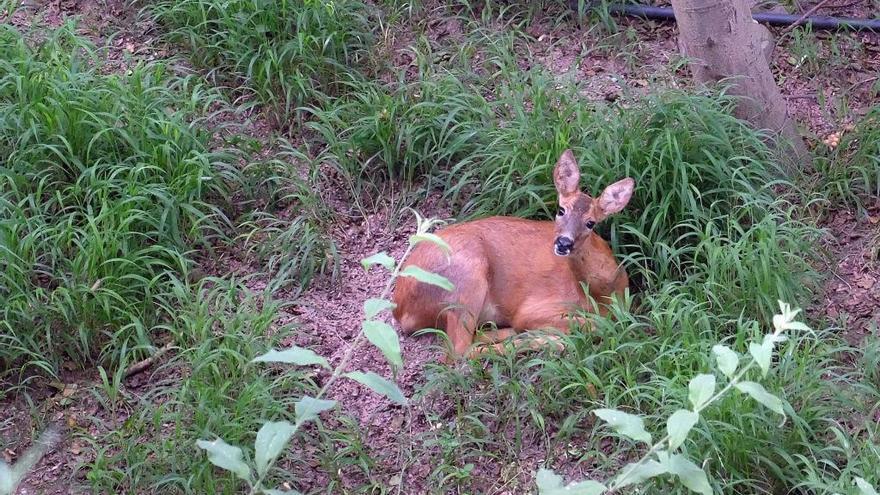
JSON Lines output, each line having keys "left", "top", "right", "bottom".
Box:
{"left": 442, "top": 311, "right": 474, "bottom": 363}
{"left": 440, "top": 278, "right": 489, "bottom": 362}
{"left": 474, "top": 328, "right": 518, "bottom": 344}
{"left": 468, "top": 333, "right": 566, "bottom": 358}
{"left": 468, "top": 308, "right": 592, "bottom": 358}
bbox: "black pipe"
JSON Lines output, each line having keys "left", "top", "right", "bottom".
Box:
{"left": 581, "top": 3, "right": 880, "bottom": 31}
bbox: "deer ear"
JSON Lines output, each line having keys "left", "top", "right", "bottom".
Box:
{"left": 553, "top": 150, "right": 580, "bottom": 196}
{"left": 598, "top": 177, "right": 634, "bottom": 215}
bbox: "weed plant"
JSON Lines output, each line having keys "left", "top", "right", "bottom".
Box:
{"left": 237, "top": 149, "right": 339, "bottom": 293}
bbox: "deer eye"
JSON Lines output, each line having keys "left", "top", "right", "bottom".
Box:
{"left": 557, "top": 207, "right": 565, "bottom": 217}
{"left": 585, "top": 220, "right": 596, "bottom": 229}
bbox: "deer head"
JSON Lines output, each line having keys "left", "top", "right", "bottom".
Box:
{"left": 552, "top": 149, "right": 634, "bottom": 256}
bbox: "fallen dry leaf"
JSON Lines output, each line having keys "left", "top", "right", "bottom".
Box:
{"left": 62, "top": 383, "right": 78, "bottom": 397}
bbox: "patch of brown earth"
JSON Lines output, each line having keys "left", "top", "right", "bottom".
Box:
{"left": 815, "top": 203, "right": 880, "bottom": 345}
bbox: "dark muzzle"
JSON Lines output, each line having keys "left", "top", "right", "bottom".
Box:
{"left": 554, "top": 236, "right": 574, "bottom": 256}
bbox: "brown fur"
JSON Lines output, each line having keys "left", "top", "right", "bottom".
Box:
{"left": 392, "top": 150, "right": 633, "bottom": 361}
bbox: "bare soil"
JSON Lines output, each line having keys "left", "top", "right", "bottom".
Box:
{"left": 2, "top": 0, "right": 879, "bottom": 493}
{"left": 814, "top": 203, "right": 880, "bottom": 345}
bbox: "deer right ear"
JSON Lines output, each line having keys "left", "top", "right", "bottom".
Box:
{"left": 597, "top": 177, "right": 635, "bottom": 216}
{"left": 553, "top": 149, "right": 580, "bottom": 196}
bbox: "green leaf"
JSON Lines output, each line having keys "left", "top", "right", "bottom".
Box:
{"left": 252, "top": 347, "right": 329, "bottom": 368}
{"left": 614, "top": 459, "right": 668, "bottom": 488}
{"left": 0, "top": 462, "right": 14, "bottom": 495}
{"left": 593, "top": 408, "right": 651, "bottom": 444}
{"left": 263, "top": 490, "right": 303, "bottom": 495}
{"left": 688, "top": 374, "right": 715, "bottom": 411}
{"left": 773, "top": 308, "right": 810, "bottom": 333}
{"left": 399, "top": 265, "right": 454, "bottom": 291}
{"left": 855, "top": 477, "right": 879, "bottom": 495}
{"left": 345, "top": 371, "right": 407, "bottom": 405}
{"left": 196, "top": 438, "right": 253, "bottom": 483}
{"left": 667, "top": 409, "right": 699, "bottom": 451}
{"left": 668, "top": 454, "right": 713, "bottom": 495}
{"left": 364, "top": 298, "right": 396, "bottom": 320}
{"left": 735, "top": 381, "right": 785, "bottom": 415}
{"left": 363, "top": 320, "right": 403, "bottom": 369}
{"left": 535, "top": 468, "right": 606, "bottom": 495}
{"left": 361, "top": 252, "right": 395, "bottom": 271}
{"left": 409, "top": 232, "right": 451, "bottom": 254}
{"left": 294, "top": 396, "right": 337, "bottom": 423}
{"left": 536, "top": 469, "right": 564, "bottom": 492}
{"left": 749, "top": 340, "right": 773, "bottom": 377}
{"left": 783, "top": 320, "right": 810, "bottom": 332}
{"left": 763, "top": 333, "right": 787, "bottom": 345}
{"left": 711, "top": 345, "right": 738, "bottom": 380}
{"left": 254, "top": 421, "right": 296, "bottom": 478}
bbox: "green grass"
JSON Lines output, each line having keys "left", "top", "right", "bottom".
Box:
{"left": 81, "top": 277, "right": 312, "bottom": 494}
{"left": 814, "top": 106, "right": 880, "bottom": 209}
{"left": 0, "top": 23, "right": 243, "bottom": 378}
{"left": 237, "top": 146, "right": 339, "bottom": 293}
{"left": 145, "top": 0, "right": 379, "bottom": 121}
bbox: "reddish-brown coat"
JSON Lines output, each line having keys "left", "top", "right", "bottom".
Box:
{"left": 392, "top": 150, "right": 632, "bottom": 361}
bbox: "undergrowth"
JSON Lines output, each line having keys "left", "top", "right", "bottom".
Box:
{"left": 0, "top": 23, "right": 240, "bottom": 378}
{"left": 82, "top": 277, "right": 310, "bottom": 494}
{"left": 3, "top": 3, "right": 878, "bottom": 495}
{"left": 815, "top": 106, "right": 880, "bottom": 209}
{"left": 145, "top": 0, "right": 379, "bottom": 122}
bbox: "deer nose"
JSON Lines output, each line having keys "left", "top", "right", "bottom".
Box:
{"left": 554, "top": 236, "right": 574, "bottom": 256}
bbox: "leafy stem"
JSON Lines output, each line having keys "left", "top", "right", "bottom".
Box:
{"left": 539, "top": 302, "right": 812, "bottom": 495}
{"left": 313, "top": 242, "right": 416, "bottom": 401}
{"left": 196, "top": 211, "right": 450, "bottom": 495}
{"left": 608, "top": 349, "right": 760, "bottom": 491}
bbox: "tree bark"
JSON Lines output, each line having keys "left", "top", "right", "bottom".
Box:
{"left": 670, "top": 0, "right": 810, "bottom": 168}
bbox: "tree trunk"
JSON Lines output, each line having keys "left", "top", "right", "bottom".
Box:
{"left": 670, "top": 0, "right": 810, "bottom": 168}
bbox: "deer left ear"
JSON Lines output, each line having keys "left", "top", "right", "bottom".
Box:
{"left": 553, "top": 150, "right": 581, "bottom": 196}
{"left": 597, "top": 177, "right": 634, "bottom": 216}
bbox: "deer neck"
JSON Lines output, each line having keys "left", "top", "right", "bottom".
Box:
{"left": 567, "top": 238, "right": 593, "bottom": 283}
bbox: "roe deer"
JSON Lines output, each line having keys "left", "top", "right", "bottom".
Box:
{"left": 392, "top": 149, "right": 634, "bottom": 360}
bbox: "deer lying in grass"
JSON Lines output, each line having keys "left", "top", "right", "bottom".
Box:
{"left": 392, "top": 150, "right": 634, "bottom": 360}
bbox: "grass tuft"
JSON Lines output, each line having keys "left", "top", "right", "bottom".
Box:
{"left": 814, "top": 107, "right": 880, "bottom": 209}
{"left": 0, "top": 23, "right": 239, "bottom": 375}
{"left": 145, "top": 0, "right": 378, "bottom": 121}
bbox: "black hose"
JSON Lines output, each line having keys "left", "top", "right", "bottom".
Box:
{"left": 581, "top": 3, "right": 880, "bottom": 31}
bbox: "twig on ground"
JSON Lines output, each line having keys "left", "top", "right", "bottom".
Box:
{"left": 823, "top": 0, "right": 867, "bottom": 9}
{"left": 779, "top": 0, "right": 835, "bottom": 36}
{"left": 124, "top": 342, "right": 174, "bottom": 378}
{"left": 848, "top": 75, "right": 880, "bottom": 92}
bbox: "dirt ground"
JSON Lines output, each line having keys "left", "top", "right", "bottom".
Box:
{"left": 2, "top": 0, "right": 879, "bottom": 493}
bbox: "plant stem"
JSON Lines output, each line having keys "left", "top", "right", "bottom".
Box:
{"left": 608, "top": 323, "right": 785, "bottom": 491}
{"left": 314, "top": 243, "right": 414, "bottom": 402}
